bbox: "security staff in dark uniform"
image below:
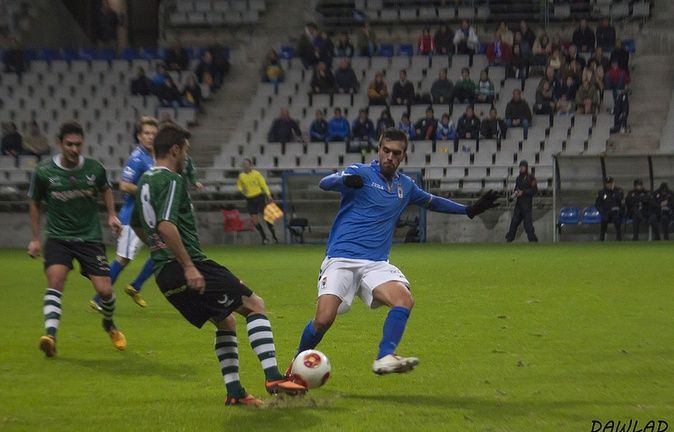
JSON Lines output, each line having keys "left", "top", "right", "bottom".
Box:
{"left": 649, "top": 182, "right": 673, "bottom": 240}
{"left": 624, "top": 179, "right": 649, "bottom": 241}
{"left": 595, "top": 176, "right": 623, "bottom": 241}
{"left": 505, "top": 160, "right": 538, "bottom": 242}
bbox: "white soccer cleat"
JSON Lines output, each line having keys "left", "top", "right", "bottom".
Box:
{"left": 372, "top": 354, "right": 419, "bottom": 375}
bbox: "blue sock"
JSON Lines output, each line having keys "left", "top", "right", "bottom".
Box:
{"left": 296, "top": 320, "right": 325, "bottom": 357}
{"left": 377, "top": 307, "right": 411, "bottom": 360}
{"left": 130, "top": 258, "right": 154, "bottom": 293}
{"left": 110, "top": 260, "right": 124, "bottom": 285}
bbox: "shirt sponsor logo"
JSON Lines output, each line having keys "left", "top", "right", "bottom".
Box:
{"left": 370, "top": 182, "right": 385, "bottom": 190}
{"left": 50, "top": 188, "right": 96, "bottom": 202}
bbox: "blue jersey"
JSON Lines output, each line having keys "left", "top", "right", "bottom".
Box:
{"left": 323, "top": 161, "right": 438, "bottom": 262}
{"left": 118, "top": 146, "right": 153, "bottom": 224}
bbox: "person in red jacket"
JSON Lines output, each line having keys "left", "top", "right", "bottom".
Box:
{"left": 418, "top": 28, "right": 434, "bottom": 55}
{"left": 604, "top": 60, "right": 630, "bottom": 108}
{"left": 487, "top": 33, "right": 511, "bottom": 66}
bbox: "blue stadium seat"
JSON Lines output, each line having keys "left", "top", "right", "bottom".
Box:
{"left": 96, "top": 48, "right": 116, "bottom": 61}
{"left": 397, "top": 44, "right": 414, "bottom": 57}
{"left": 581, "top": 207, "right": 602, "bottom": 224}
{"left": 41, "top": 48, "right": 61, "bottom": 61}
{"left": 622, "top": 39, "right": 636, "bottom": 54}
{"left": 279, "top": 46, "right": 295, "bottom": 59}
{"left": 23, "top": 49, "right": 37, "bottom": 62}
{"left": 377, "top": 44, "right": 394, "bottom": 57}
{"left": 559, "top": 207, "right": 580, "bottom": 225}
{"left": 61, "top": 48, "right": 78, "bottom": 61}
{"left": 120, "top": 47, "right": 140, "bottom": 60}
{"left": 79, "top": 48, "right": 96, "bottom": 61}
{"left": 138, "top": 47, "right": 160, "bottom": 60}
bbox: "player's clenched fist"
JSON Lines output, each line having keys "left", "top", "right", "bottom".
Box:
{"left": 343, "top": 174, "right": 364, "bottom": 189}
{"left": 108, "top": 215, "right": 122, "bottom": 237}
{"left": 27, "top": 239, "right": 41, "bottom": 258}
{"left": 184, "top": 265, "right": 206, "bottom": 294}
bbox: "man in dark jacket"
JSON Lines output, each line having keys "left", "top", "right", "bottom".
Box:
{"left": 350, "top": 109, "right": 375, "bottom": 151}
{"left": 310, "top": 62, "right": 335, "bottom": 94}
{"left": 610, "top": 39, "right": 630, "bottom": 73}
{"left": 595, "top": 18, "right": 616, "bottom": 51}
{"left": 480, "top": 107, "right": 508, "bottom": 140}
{"left": 430, "top": 68, "right": 453, "bottom": 104}
{"left": 414, "top": 107, "right": 437, "bottom": 141}
{"left": 391, "top": 69, "right": 415, "bottom": 106}
{"left": 595, "top": 177, "right": 623, "bottom": 241}
{"left": 572, "top": 19, "right": 595, "bottom": 53}
{"left": 649, "top": 182, "right": 673, "bottom": 240}
{"left": 334, "top": 58, "right": 359, "bottom": 94}
{"left": 506, "top": 160, "right": 538, "bottom": 242}
{"left": 165, "top": 40, "right": 189, "bottom": 71}
{"left": 456, "top": 105, "right": 481, "bottom": 140}
{"left": 505, "top": 89, "right": 532, "bottom": 139}
{"left": 624, "top": 179, "right": 649, "bottom": 240}
{"left": 268, "top": 108, "right": 302, "bottom": 144}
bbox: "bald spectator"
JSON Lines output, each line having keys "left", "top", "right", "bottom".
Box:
{"left": 334, "top": 58, "right": 359, "bottom": 94}
{"left": 22, "top": 121, "right": 50, "bottom": 159}
{"left": 165, "top": 40, "right": 189, "bottom": 71}
{"left": 268, "top": 108, "right": 302, "bottom": 143}
{"left": 595, "top": 17, "right": 616, "bottom": 52}
{"left": 505, "top": 89, "right": 532, "bottom": 139}
{"left": 572, "top": 19, "right": 595, "bottom": 53}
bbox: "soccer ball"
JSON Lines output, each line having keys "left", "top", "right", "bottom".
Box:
{"left": 290, "top": 350, "right": 331, "bottom": 389}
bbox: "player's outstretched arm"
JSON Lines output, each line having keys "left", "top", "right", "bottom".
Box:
{"left": 465, "top": 190, "right": 499, "bottom": 219}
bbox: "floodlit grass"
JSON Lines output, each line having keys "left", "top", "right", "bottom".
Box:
{"left": 1, "top": 243, "right": 673, "bottom": 431}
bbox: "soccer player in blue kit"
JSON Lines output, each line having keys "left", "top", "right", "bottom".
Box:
{"left": 292, "top": 128, "right": 498, "bottom": 374}
{"left": 91, "top": 116, "right": 158, "bottom": 310}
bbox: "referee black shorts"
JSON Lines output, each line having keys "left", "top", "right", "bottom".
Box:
{"left": 246, "top": 194, "right": 267, "bottom": 215}
{"left": 155, "top": 260, "right": 253, "bottom": 328}
{"left": 43, "top": 238, "right": 110, "bottom": 278}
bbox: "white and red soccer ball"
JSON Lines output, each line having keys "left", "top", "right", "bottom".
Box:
{"left": 289, "top": 350, "right": 331, "bottom": 389}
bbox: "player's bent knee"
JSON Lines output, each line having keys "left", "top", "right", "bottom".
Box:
{"left": 242, "top": 294, "right": 266, "bottom": 314}
{"left": 214, "top": 314, "right": 236, "bottom": 331}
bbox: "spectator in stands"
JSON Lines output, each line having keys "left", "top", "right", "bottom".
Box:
{"left": 547, "top": 49, "right": 565, "bottom": 75}
{"left": 575, "top": 77, "right": 599, "bottom": 114}
{"left": 431, "top": 68, "right": 453, "bottom": 104}
{"left": 532, "top": 33, "right": 552, "bottom": 67}
{"left": 22, "top": 121, "right": 49, "bottom": 159}
{"left": 557, "top": 76, "right": 578, "bottom": 113}
{"left": 649, "top": 182, "right": 673, "bottom": 240}
{"left": 519, "top": 20, "right": 536, "bottom": 51}
{"left": 182, "top": 73, "right": 204, "bottom": 113}
{"left": 207, "top": 36, "right": 231, "bottom": 81}
{"left": 327, "top": 107, "right": 350, "bottom": 144}
{"left": 351, "top": 109, "right": 376, "bottom": 151}
{"left": 506, "top": 43, "right": 528, "bottom": 80}
{"left": 453, "top": 67, "right": 476, "bottom": 104}
{"left": 563, "top": 59, "right": 583, "bottom": 84}
{"left": 572, "top": 18, "right": 595, "bottom": 53}
{"left": 605, "top": 60, "right": 629, "bottom": 108}
{"left": 131, "top": 67, "right": 151, "bottom": 96}
{"left": 1, "top": 123, "right": 22, "bottom": 157}
{"left": 418, "top": 28, "right": 434, "bottom": 55}
{"left": 505, "top": 89, "right": 532, "bottom": 139}
{"left": 435, "top": 114, "right": 456, "bottom": 141}
{"left": 480, "top": 107, "right": 507, "bottom": 140}
{"left": 3, "top": 38, "right": 24, "bottom": 75}
{"left": 357, "top": 22, "right": 378, "bottom": 57}
{"left": 456, "top": 106, "right": 480, "bottom": 141}
{"left": 434, "top": 24, "right": 454, "bottom": 55}
{"left": 367, "top": 72, "right": 388, "bottom": 105}
{"left": 596, "top": 177, "right": 624, "bottom": 241}
{"left": 318, "top": 31, "right": 334, "bottom": 68}
{"left": 591, "top": 47, "right": 610, "bottom": 73}
{"left": 310, "top": 61, "right": 335, "bottom": 94}
{"left": 414, "top": 107, "right": 437, "bottom": 141}
{"left": 157, "top": 76, "right": 183, "bottom": 108}
{"left": 555, "top": 94, "right": 573, "bottom": 115}
{"left": 309, "top": 110, "right": 328, "bottom": 143}
{"left": 534, "top": 80, "right": 555, "bottom": 118}
{"left": 398, "top": 113, "right": 416, "bottom": 140}
{"left": 298, "top": 23, "right": 320, "bottom": 68}
{"left": 268, "top": 108, "right": 302, "bottom": 144}
{"left": 625, "top": 179, "right": 650, "bottom": 241}
{"left": 334, "top": 32, "right": 354, "bottom": 57}
{"left": 196, "top": 51, "right": 221, "bottom": 92}
{"left": 538, "top": 66, "right": 561, "bottom": 101}
{"left": 94, "top": 0, "right": 119, "bottom": 49}
{"left": 595, "top": 17, "right": 616, "bottom": 52}
{"left": 496, "top": 21, "right": 514, "bottom": 47}
{"left": 505, "top": 160, "right": 538, "bottom": 243}
{"left": 487, "top": 33, "right": 511, "bottom": 66}
{"left": 151, "top": 63, "right": 167, "bottom": 88}
{"left": 376, "top": 109, "right": 394, "bottom": 138}
{"left": 334, "top": 58, "right": 359, "bottom": 94}
{"left": 261, "top": 49, "right": 285, "bottom": 90}
{"left": 610, "top": 39, "right": 630, "bottom": 73}
{"left": 391, "top": 69, "right": 415, "bottom": 106}
{"left": 453, "top": 19, "right": 479, "bottom": 56}
{"left": 513, "top": 30, "right": 532, "bottom": 62}
{"left": 565, "top": 44, "right": 586, "bottom": 69}
{"left": 165, "top": 40, "right": 189, "bottom": 72}
{"left": 475, "top": 69, "right": 495, "bottom": 104}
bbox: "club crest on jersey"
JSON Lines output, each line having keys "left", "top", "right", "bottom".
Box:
{"left": 85, "top": 174, "right": 96, "bottom": 185}
{"left": 397, "top": 185, "right": 403, "bottom": 199}
{"left": 48, "top": 177, "right": 61, "bottom": 185}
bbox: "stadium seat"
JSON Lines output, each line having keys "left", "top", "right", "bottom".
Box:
{"left": 558, "top": 207, "right": 580, "bottom": 226}
{"left": 581, "top": 207, "right": 602, "bottom": 224}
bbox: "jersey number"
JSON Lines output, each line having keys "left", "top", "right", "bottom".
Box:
{"left": 140, "top": 183, "right": 156, "bottom": 228}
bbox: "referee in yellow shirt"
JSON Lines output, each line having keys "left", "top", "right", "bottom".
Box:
{"left": 237, "top": 158, "right": 278, "bottom": 244}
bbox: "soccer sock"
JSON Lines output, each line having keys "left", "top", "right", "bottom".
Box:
{"left": 246, "top": 313, "right": 283, "bottom": 381}
{"left": 99, "top": 294, "right": 116, "bottom": 330}
{"left": 265, "top": 222, "right": 278, "bottom": 241}
{"left": 215, "top": 330, "right": 246, "bottom": 397}
{"left": 377, "top": 306, "right": 411, "bottom": 360}
{"left": 130, "top": 258, "right": 154, "bottom": 293}
{"left": 109, "top": 259, "right": 123, "bottom": 285}
{"left": 43, "top": 288, "right": 62, "bottom": 338}
{"left": 254, "top": 223, "right": 267, "bottom": 240}
{"left": 296, "top": 320, "right": 325, "bottom": 356}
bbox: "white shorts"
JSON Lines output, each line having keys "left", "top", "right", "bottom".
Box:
{"left": 317, "top": 257, "right": 410, "bottom": 314}
{"left": 115, "top": 225, "right": 144, "bottom": 260}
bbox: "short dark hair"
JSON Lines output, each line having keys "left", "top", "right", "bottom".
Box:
{"left": 153, "top": 123, "right": 191, "bottom": 158}
{"left": 58, "top": 121, "right": 84, "bottom": 140}
{"left": 378, "top": 128, "right": 409, "bottom": 151}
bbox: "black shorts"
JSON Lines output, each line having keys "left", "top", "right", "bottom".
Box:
{"left": 44, "top": 238, "right": 110, "bottom": 278}
{"left": 155, "top": 260, "right": 253, "bottom": 328}
{"left": 246, "top": 194, "right": 267, "bottom": 215}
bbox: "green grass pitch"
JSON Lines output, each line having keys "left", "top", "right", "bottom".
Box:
{"left": 1, "top": 243, "right": 673, "bottom": 431}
